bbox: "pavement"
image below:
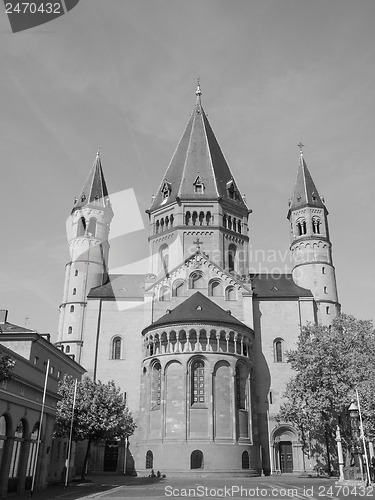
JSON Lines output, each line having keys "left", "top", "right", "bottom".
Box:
{"left": 8, "top": 473, "right": 374, "bottom": 500}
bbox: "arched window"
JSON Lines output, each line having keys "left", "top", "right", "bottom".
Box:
{"left": 192, "top": 211, "right": 198, "bottom": 225}
{"left": 206, "top": 211, "right": 211, "bottom": 226}
{"left": 191, "top": 360, "right": 205, "bottom": 405}
{"left": 70, "top": 305, "right": 74, "bottom": 313}
{"left": 0, "top": 415, "right": 8, "bottom": 472}
{"left": 274, "top": 339, "right": 284, "bottom": 362}
{"left": 312, "top": 216, "right": 321, "bottom": 234}
{"left": 185, "top": 211, "right": 191, "bottom": 225}
{"left": 242, "top": 451, "right": 249, "bottom": 469}
{"left": 228, "top": 244, "right": 237, "bottom": 272}
{"left": 72, "top": 288, "right": 77, "bottom": 295}
{"left": 159, "top": 287, "right": 171, "bottom": 301}
{"left": 223, "top": 214, "right": 227, "bottom": 229}
{"left": 324, "top": 286, "right": 327, "bottom": 294}
{"left": 227, "top": 216, "right": 232, "bottom": 231}
{"left": 208, "top": 279, "right": 222, "bottom": 297}
{"left": 68, "top": 326, "right": 72, "bottom": 334}
{"left": 199, "top": 211, "right": 205, "bottom": 225}
{"left": 9, "top": 420, "right": 24, "bottom": 480}
{"left": 322, "top": 267, "right": 326, "bottom": 274}
{"left": 26, "top": 422, "right": 39, "bottom": 480}
{"left": 112, "top": 337, "right": 122, "bottom": 360}
{"left": 297, "top": 218, "right": 307, "bottom": 236}
{"left": 74, "top": 270, "right": 78, "bottom": 276}
{"left": 225, "top": 286, "right": 236, "bottom": 301}
{"left": 190, "top": 450, "right": 204, "bottom": 469}
{"left": 151, "top": 363, "right": 161, "bottom": 408}
{"left": 326, "top": 306, "right": 330, "bottom": 315}
{"left": 65, "top": 345, "right": 70, "bottom": 354}
{"left": 170, "top": 214, "right": 174, "bottom": 227}
{"left": 159, "top": 245, "right": 169, "bottom": 274}
{"left": 189, "top": 271, "right": 204, "bottom": 289}
{"left": 87, "top": 218, "right": 97, "bottom": 237}
{"left": 77, "top": 217, "right": 86, "bottom": 236}
{"left": 236, "top": 365, "right": 246, "bottom": 409}
{"left": 155, "top": 220, "right": 160, "bottom": 234}
{"left": 172, "top": 280, "right": 187, "bottom": 297}
{"left": 146, "top": 450, "right": 153, "bottom": 469}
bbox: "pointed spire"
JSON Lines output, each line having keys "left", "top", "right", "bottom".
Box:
{"left": 150, "top": 86, "right": 247, "bottom": 212}
{"left": 72, "top": 151, "right": 109, "bottom": 213}
{"left": 289, "top": 143, "right": 325, "bottom": 213}
{"left": 195, "top": 76, "right": 202, "bottom": 105}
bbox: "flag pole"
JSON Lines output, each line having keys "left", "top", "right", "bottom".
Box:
{"left": 30, "top": 359, "right": 50, "bottom": 496}
{"left": 65, "top": 378, "right": 78, "bottom": 488}
{"left": 356, "top": 388, "right": 371, "bottom": 485}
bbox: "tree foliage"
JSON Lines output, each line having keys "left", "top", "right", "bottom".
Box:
{"left": 277, "top": 314, "right": 375, "bottom": 461}
{"left": 0, "top": 354, "right": 15, "bottom": 382}
{"left": 55, "top": 376, "right": 136, "bottom": 478}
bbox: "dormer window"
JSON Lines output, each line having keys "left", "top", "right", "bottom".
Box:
{"left": 226, "top": 179, "right": 237, "bottom": 200}
{"left": 161, "top": 180, "right": 171, "bottom": 200}
{"left": 193, "top": 175, "right": 205, "bottom": 194}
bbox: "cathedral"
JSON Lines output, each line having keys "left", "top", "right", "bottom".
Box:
{"left": 56, "top": 84, "right": 340, "bottom": 476}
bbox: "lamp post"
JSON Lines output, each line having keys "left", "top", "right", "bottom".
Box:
{"left": 348, "top": 401, "right": 362, "bottom": 473}
{"left": 335, "top": 424, "right": 345, "bottom": 481}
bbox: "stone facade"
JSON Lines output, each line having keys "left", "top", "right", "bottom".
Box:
{"left": 0, "top": 311, "right": 85, "bottom": 496}
{"left": 55, "top": 88, "right": 340, "bottom": 476}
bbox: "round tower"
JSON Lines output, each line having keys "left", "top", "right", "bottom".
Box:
{"left": 136, "top": 292, "right": 259, "bottom": 475}
{"left": 287, "top": 145, "right": 340, "bottom": 325}
{"left": 56, "top": 152, "right": 113, "bottom": 362}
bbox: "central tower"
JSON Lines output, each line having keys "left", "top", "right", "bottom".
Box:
{"left": 147, "top": 84, "right": 251, "bottom": 278}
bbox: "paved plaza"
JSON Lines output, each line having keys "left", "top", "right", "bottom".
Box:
{"left": 10, "top": 475, "right": 374, "bottom": 500}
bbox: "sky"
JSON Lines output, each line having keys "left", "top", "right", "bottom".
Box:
{"left": 0, "top": 0, "right": 374, "bottom": 338}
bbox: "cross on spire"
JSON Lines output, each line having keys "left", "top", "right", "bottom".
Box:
{"left": 297, "top": 142, "right": 305, "bottom": 156}
{"left": 193, "top": 237, "right": 203, "bottom": 252}
{"left": 195, "top": 76, "right": 202, "bottom": 102}
{"left": 96, "top": 145, "right": 102, "bottom": 158}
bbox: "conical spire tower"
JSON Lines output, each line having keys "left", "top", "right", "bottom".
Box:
{"left": 147, "top": 85, "right": 251, "bottom": 276}
{"left": 288, "top": 144, "right": 340, "bottom": 325}
{"left": 57, "top": 151, "right": 113, "bottom": 362}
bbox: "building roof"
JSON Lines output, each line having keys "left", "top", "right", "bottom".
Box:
{"left": 143, "top": 291, "right": 250, "bottom": 334}
{"left": 71, "top": 151, "right": 110, "bottom": 213}
{"left": 250, "top": 273, "right": 313, "bottom": 298}
{"left": 288, "top": 151, "right": 326, "bottom": 215}
{"left": 87, "top": 274, "right": 146, "bottom": 300}
{"left": 150, "top": 85, "right": 248, "bottom": 212}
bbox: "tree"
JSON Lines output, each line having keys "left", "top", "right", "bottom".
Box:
{"left": 277, "top": 314, "right": 375, "bottom": 470}
{"left": 0, "top": 353, "right": 15, "bottom": 382}
{"left": 54, "top": 376, "right": 136, "bottom": 479}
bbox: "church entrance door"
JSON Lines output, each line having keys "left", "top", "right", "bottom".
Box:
{"left": 279, "top": 441, "right": 293, "bottom": 473}
{"left": 104, "top": 442, "right": 118, "bottom": 472}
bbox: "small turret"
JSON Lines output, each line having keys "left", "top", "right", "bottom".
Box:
{"left": 56, "top": 151, "right": 113, "bottom": 362}
{"left": 287, "top": 144, "right": 340, "bottom": 325}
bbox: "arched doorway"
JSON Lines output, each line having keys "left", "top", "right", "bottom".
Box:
{"left": 271, "top": 425, "right": 298, "bottom": 474}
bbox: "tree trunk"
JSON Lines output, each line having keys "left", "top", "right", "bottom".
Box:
{"left": 325, "top": 428, "right": 332, "bottom": 475}
{"left": 81, "top": 439, "right": 92, "bottom": 481}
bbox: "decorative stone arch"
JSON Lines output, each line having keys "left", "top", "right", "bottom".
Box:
{"left": 159, "top": 285, "right": 171, "bottom": 301}
{"left": 271, "top": 425, "right": 299, "bottom": 474}
{"left": 208, "top": 278, "right": 222, "bottom": 297}
{"left": 172, "top": 279, "right": 187, "bottom": 297}
{"left": 189, "top": 270, "right": 204, "bottom": 289}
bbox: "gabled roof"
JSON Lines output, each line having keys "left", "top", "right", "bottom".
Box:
{"left": 150, "top": 86, "right": 248, "bottom": 212}
{"left": 250, "top": 274, "right": 313, "bottom": 298}
{"left": 144, "top": 251, "right": 252, "bottom": 294}
{"left": 288, "top": 151, "right": 325, "bottom": 215}
{"left": 142, "top": 291, "right": 250, "bottom": 334}
{"left": 87, "top": 274, "right": 145, "bottom": 300}
{"left": 0, "top": 322, "right": 36, "bottom": 334}
{"left": 72, "top": 151, "right": 110, "bottom": 213}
